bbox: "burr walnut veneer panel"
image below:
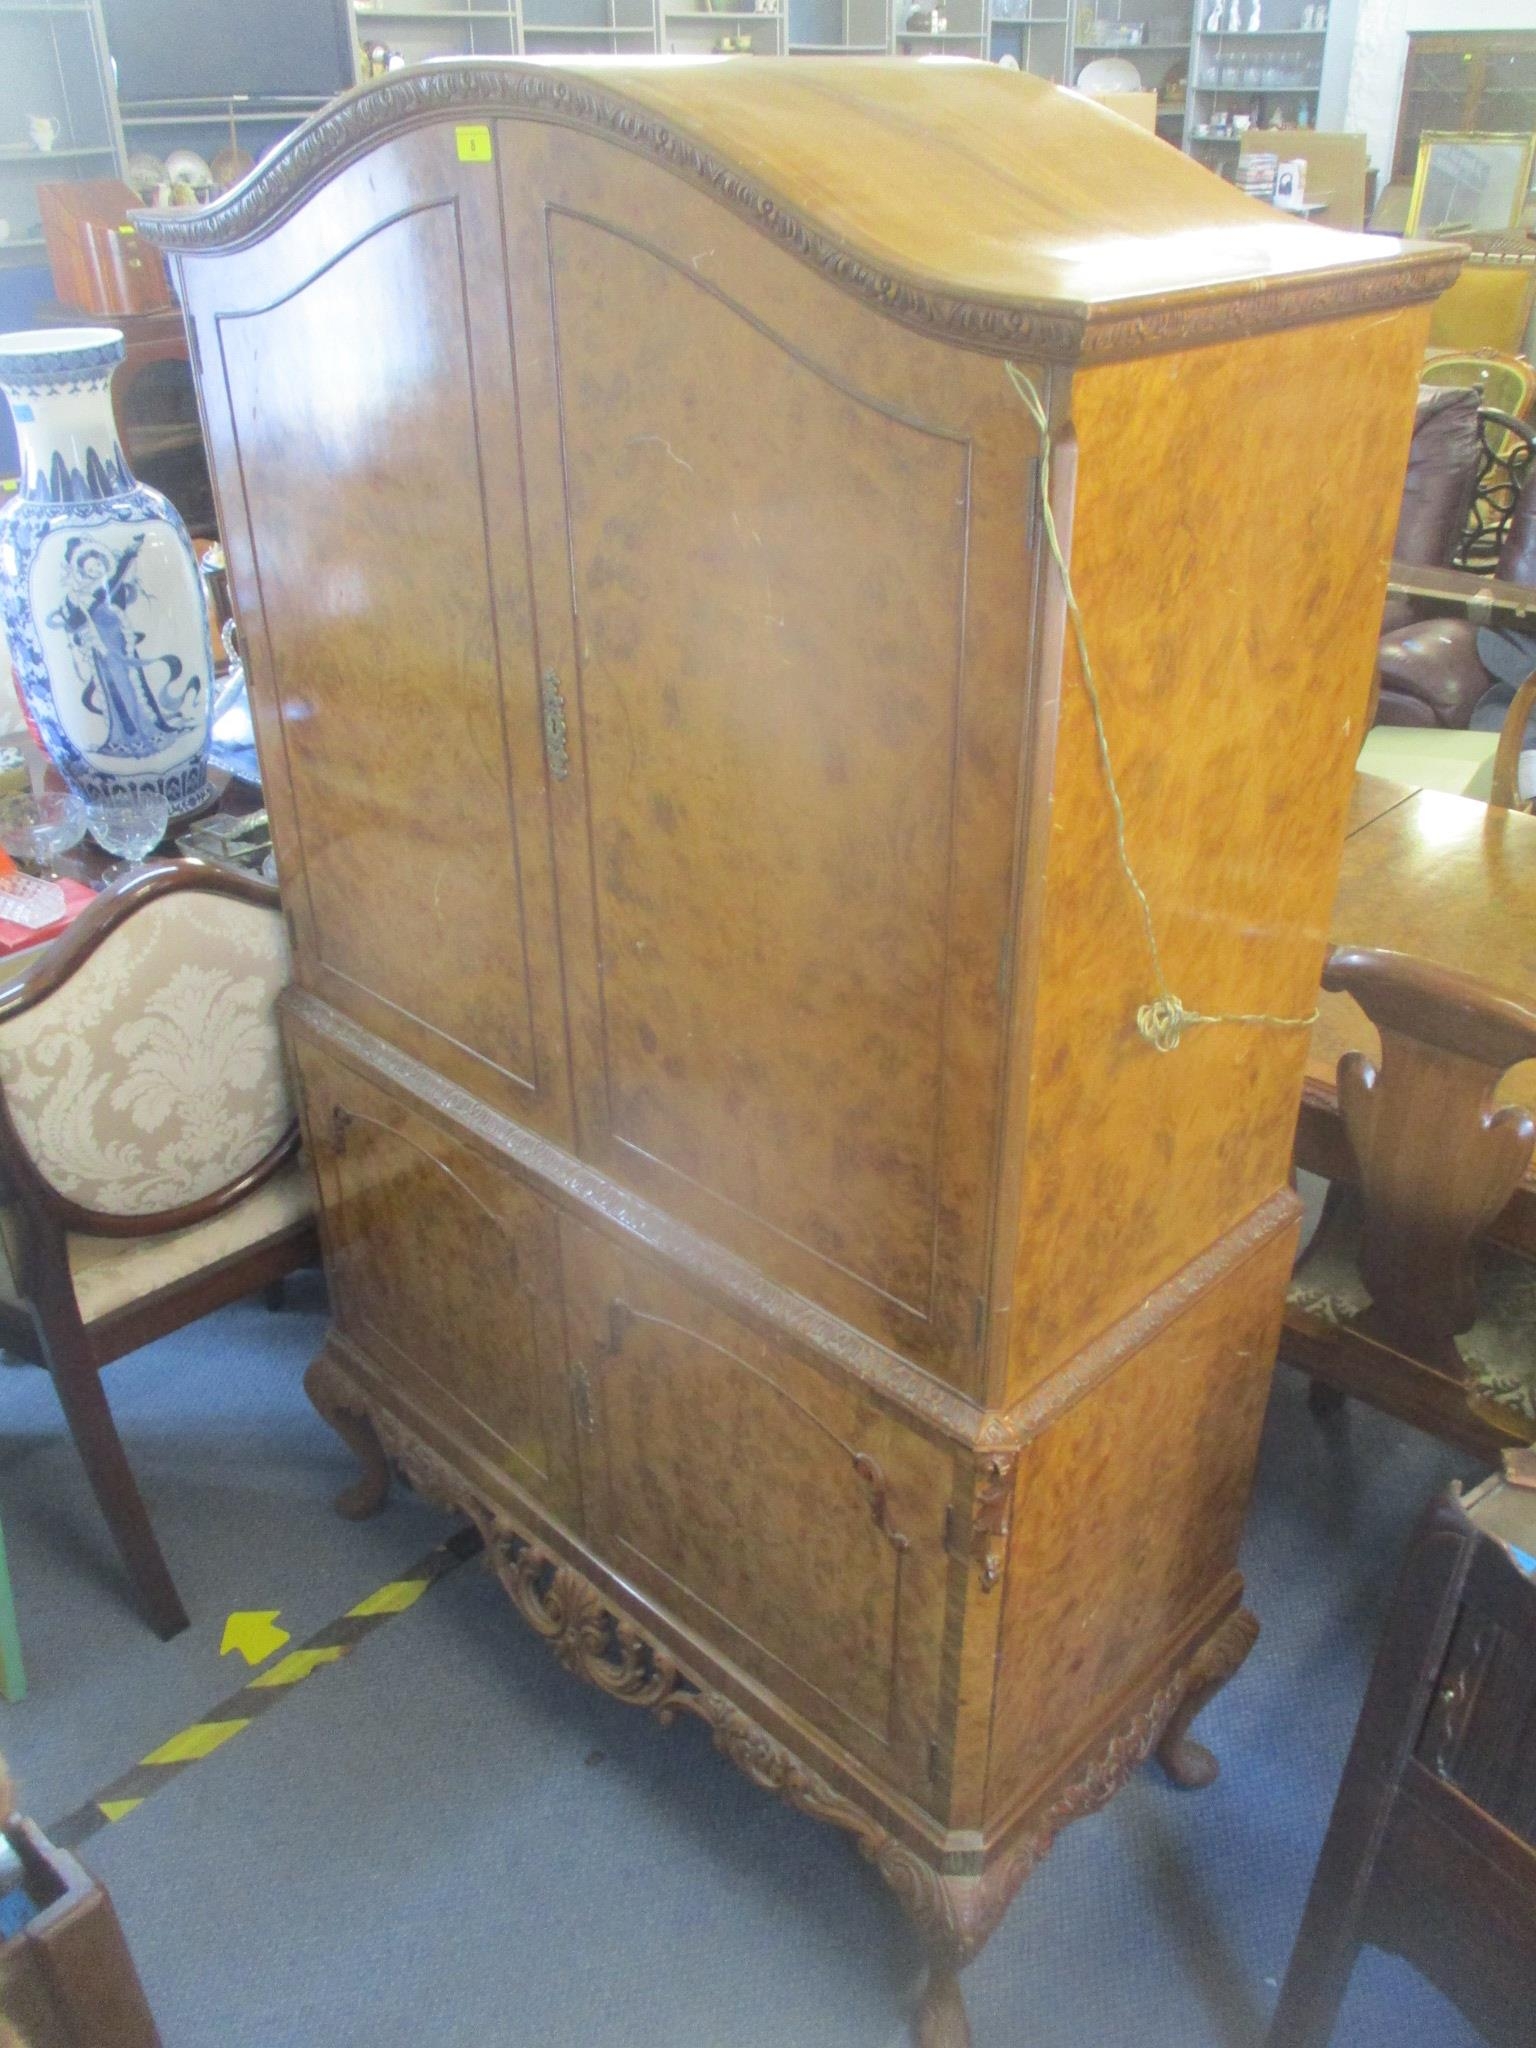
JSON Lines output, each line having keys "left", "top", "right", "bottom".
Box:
{"left": 495, "top": 121, "right": 1041, "bottom": 1386}
{"left": 151, "top": 59, "right": 1452, "bottom": 2048}
{"left": 298, "top": 1049, "right": 581, "bottom": 1525}
{"left": 563, "top": 1224, "right": 957, "bottom": 1799}
{"left": 988, "top": 1206, "right": 1296, "bottom": 1825}
{"left": 1002, "top": 310, "right": 1433, "bottom": 1399}
{"left": 196, "top": 131, "right": 570, "bottom": 1140}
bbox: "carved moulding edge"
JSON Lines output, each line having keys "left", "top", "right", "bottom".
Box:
{"left": 137, "top": 62, "right": 1462, "bottom": 366}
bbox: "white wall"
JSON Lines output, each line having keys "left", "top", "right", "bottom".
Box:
{"left": 1343, "top": 2, "right": 1536, "bottom": 181}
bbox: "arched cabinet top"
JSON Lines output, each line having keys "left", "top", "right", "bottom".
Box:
{"left": 137, "top": 56, "right": 1460, "bottom": 364}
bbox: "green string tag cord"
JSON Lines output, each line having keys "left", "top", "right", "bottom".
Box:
{"left": 1005, "top": 362, "right": 1318, "bottom": 1056}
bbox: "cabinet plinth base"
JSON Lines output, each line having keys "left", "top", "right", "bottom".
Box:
{"left": 306, "top": 1342, "right": 1257, "bottom": 2046}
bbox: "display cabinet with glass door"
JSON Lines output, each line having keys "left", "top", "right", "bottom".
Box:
{"left": 1394, "top": 28, "right": 1536, "bottom": 224}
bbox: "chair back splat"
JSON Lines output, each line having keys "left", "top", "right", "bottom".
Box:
{"left": 1329, "top": 947, "right": 1536, "bottom": 1352}
{"left": 1287, "top": 945, "right": 1536, "bottom": 1459}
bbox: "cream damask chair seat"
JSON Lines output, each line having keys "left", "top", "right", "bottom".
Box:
{"left": 0, "top": 860, "right": 318, "bottom": 1638}
{"left": 0, "top": 1166, "right": 311, "bottom": 1327}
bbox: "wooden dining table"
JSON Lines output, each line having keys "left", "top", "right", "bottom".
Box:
{"left": 1297, "top": 770, "right": 1536, "bottom": 1256}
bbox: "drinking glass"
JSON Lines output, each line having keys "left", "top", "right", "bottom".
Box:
{"left": 84, "top": 790, "right": 171, "bottom": 868}
{"left": 0, "top": 790, "right": 88, "bottom": 877}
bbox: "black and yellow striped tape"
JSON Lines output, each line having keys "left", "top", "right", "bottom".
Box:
{"left": 48, "top": 1524, "right": 482, "bottom": 1854}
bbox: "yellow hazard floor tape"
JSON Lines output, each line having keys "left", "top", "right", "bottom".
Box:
{"left": 47, "top": 1525, "right": 481, "bottom": 1853}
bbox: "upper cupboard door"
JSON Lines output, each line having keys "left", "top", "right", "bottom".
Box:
{"left": 500, "top": 125, "right": 1041, "bottom": 1388}
{"left": 181, "top": 127, "right": 572, "bottom": 1140}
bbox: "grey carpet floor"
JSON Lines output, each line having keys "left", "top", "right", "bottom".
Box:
{"left": 0, "top": 1264, "right": 1492, "bottom": 2048}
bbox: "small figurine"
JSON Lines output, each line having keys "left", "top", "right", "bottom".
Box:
{"left": 1247, "top": 0, "right": 1261, "bottom": 27}
{"left": 1206, "top": 1, "right": 1223, "bottom": 27}
{"left": 1227, "top": 0, "right": 1241, "bottom": 30}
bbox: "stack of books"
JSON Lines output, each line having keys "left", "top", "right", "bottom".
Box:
{"left": 1236, "top": 153, "right": 1279, "bottom": 200}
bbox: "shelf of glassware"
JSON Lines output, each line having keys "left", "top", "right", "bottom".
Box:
{"left": 662, "top": 5, "right": 783, "bottom": 52}
{"left": 1187, "top": 24, "right": 1325, "bottom": 144}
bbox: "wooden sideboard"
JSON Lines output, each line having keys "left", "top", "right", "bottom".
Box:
{"left": 144, "top": 60, "right": 1454, "bottom": 2045}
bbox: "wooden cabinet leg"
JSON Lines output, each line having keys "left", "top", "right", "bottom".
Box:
{"left": 915, "top": 1959, "right": 972, "bottom": 2048}
{"left": 1307, "top": 1380, "right": 1348, "bottom": 1421}
{"left": 304, "top": 1346, "right": 391, "bottom": 1519}
{"left": 1156, "top": 1606, "right": 1260, "bottom": 1790}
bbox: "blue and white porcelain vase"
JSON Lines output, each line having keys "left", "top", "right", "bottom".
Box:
{"left": 0, "top": 328, "right": 211, "bottom": 816}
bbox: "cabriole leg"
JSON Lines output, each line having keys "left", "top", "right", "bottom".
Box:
{"left": 1156, "top": 1606, "right": 1260, "bottom": 1790}
{"left": 916, "top": 1956, "right": 972, "bottom": 2048}
{"left": 304, "top": 1347, "right": 391, "bottom": 1519}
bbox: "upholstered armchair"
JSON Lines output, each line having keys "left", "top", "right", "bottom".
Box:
{"left": 0, "top": 860, "right": 317, "bottom": 1638}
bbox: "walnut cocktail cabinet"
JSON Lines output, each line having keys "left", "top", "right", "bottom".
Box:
{"left": 143, "top": 59, "right": 1456, "bottom": 2046}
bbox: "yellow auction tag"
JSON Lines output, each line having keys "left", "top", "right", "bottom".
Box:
{"left": 455, "top": 123, "right": 493, "bottom": 164}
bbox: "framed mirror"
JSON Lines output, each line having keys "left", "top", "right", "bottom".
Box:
{"left": 1406, "top": 131, "right": 1536, "bottom": 236}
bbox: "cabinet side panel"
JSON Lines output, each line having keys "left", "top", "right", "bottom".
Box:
{"left": 1005, "top": 305, "right": 1431, "bottom": 1395}
{"left": 986, "top": 1219, "right": 1295, "bottom": 1823}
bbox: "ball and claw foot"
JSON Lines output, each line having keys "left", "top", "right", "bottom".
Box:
{"left": 916, "top": 1963, "right": 972, "bottom": 2048}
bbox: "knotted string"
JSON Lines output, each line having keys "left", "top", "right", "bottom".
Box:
{"left": 1005, "top": 362, "right": 1318, "bottom": 1056}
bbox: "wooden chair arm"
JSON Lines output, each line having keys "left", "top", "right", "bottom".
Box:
{"left": 1490, "top": 667, "right": 1536, "bottom": 811}
{"left": 1323, "top": 945, "right": 1536, "bottom": 1072}
{"left": 1386, "top": 560, "right": 1536, "bottom": 627}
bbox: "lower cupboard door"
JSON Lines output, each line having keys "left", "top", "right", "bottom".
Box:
{"left": 562, "top": 1221, "right": 954, "bottom": 1798}
{"left": 298, "top": 1048, "right": 580, "bottom": 1523}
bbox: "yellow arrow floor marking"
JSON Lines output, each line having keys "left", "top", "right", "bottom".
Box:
{"left": 140, "top": 1719, "right": 250, "bottom": 1767}
{"left": 347, "top": 1577, "right": 428, "bottom": 1618}
{"left": 46, "top": 1526, "right": 480, "bottom": 1859}
{"left": 220, "top": 1611, "right": 291, "bottom": 1665}
{"left": 249, "top": 1646, "right": 346, "bottom": 1690}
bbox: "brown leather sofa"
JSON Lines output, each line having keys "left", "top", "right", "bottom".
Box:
{"left": 1378, "top": 460, "right": 1536, "bottom": 730}
{"left": 1375, "top": 387, "right": 1483, "bottom": 725}
{"left": 1384, "top": 385, "right": 1536, "bottom": 737}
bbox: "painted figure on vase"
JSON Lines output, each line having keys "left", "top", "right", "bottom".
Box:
{"left": 47, "top": 535, "right": 204, "bottom": 763}
{"left": 0, "top": 327, "right": 212, "bottom": 815}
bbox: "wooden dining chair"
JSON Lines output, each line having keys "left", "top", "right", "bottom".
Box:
{"left": 1270, "top": 1480, "right": 1536, "bottom": 2047}
{"left": 0, "top": 860, "right": 317, "bottom": 1639}
{"left": 1284, "top": 946, "right": 1536, "bottom": 1462}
